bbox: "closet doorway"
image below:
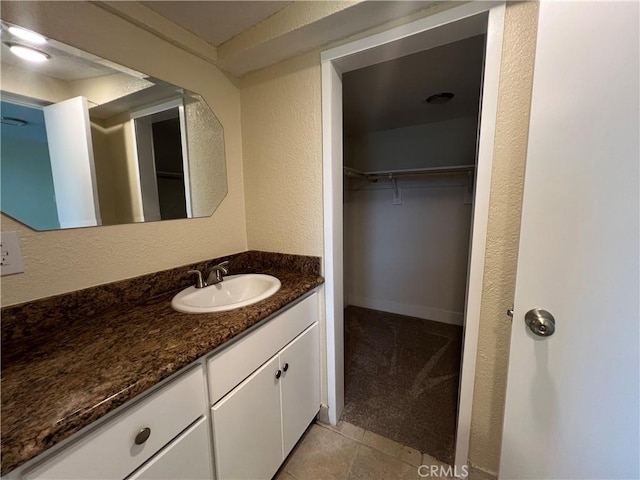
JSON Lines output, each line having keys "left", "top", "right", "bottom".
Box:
{"left": 341, "top": 33, "right": 484, "bottom": 465}
{"left": 321, "top": 2, "right": 506, "bottom": 472}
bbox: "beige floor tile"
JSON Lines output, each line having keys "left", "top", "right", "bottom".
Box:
{"left": 335, "top": 420, "right": 365, "bottom": 441}
{"left": 283, "top": 424, "right": 359, "bottom": 480}
{"left": 421, "top": 453, "right": 449, "bottom": 468}
{"left": 419, "top": 454, "right": 455, "bottom": 479}
{"left": 273, "top": 470, "right": 296, "bottom": 480}
{"left": 348, "top": 444, "right": 418, "bottom": 480}
{"left": 362, "top": 429, "right": 402, "bottom": 457}
{"left": 467, "top": 465, "right": 497, "bottom": 480}
{"left": 314, "top": 420, "right": 338, "bottom": 434}
{"left": 398, "top": 444, "right": 422, "bottom": 467}
{"left": 315, "top": 420, "right": 365, "bottom": 442}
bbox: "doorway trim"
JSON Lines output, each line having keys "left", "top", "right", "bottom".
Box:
{"left": 321, "top": 1, "right": 505, "bottom": 474}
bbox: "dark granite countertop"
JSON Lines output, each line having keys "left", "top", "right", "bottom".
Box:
{"left": 0, "top": 251, "right": 323, "bottom": 475}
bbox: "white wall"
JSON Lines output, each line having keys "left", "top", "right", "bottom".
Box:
{"left": 345, "top": 116, "right": 478, "bottom": 172}
{"left": 344, "top": 176, "right": 472, "bottom": 325}
{"left": 344, "top": 115, "right": 476, "bottom": 325}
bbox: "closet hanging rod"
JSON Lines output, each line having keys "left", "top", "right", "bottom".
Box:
{"left": 343, "top": 165, "right": 475, "bottom": 180}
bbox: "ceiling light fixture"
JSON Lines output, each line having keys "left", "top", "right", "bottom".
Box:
{"left": 5, "top": 43, "right": 50, "bottom": 63}
{"left": 426, "top": 92, "right": 455, "bottom": 104}
{"left": 7, "top": 26, "right": 47, "bottom": 45}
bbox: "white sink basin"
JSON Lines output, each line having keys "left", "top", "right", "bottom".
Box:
{"left": 171, "top": 274, "right": 281, "bottom": 313}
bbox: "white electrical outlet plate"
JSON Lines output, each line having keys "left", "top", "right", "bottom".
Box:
{"left": 1, "top": 231, "right": 25, "bottom": 276}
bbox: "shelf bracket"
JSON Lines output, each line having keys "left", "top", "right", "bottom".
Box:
{"left": 390, "top": 174, "right": 402, "bottom": 205}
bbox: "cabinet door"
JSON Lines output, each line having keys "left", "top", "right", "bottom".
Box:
{"left": 127, "top": 417, "right": 212, "bottom": 480}
{"left": 212, "top": 355, "right": 283, "bottom": 480}
{"left": 280, "top": 323, "right": 320, "bottom": 457}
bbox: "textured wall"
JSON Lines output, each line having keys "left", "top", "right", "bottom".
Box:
{"left": 1, "top": 62, "right": 72, "bottom": 103}
{"left": 241, "top": 51, "right": 324, "bottom": 256}
{"left": 468, "top": 2, "right": 539, "bottom": 475}
{"left": 240, "top": 1, "right": 539, "bottom": 474}
{"left": 0, "top": 1, "right": 247, "bottom": 306}
{"left": 68, "top": 73, "right": 152, "bottom": 107}
{"left": 344, "top": 181, "right": 472, "bottom": 325}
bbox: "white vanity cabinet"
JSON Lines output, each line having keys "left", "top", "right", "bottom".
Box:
{"left": 211, "top": 355, "right": 284, "bottom": 480}
{"left": 23, "top": 366, "right": 211, "bottom": 480}
{"left": 279, "top": 323, "right": 321, "bottom": 456}
{"left": 209, "top": 293, "right": 320, "bottom": 480}
{"left": 13, "top": 290, "right": 320, "bottom": 480}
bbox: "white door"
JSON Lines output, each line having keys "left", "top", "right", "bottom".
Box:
{"left": 211, "top": 355, "right": 283, "bottom": 480}
{"left": 43, "top": 96, "right": 101, "bottom": 227}
{"left": 280, "top": 323, "right": 321, "bottom": 457}
{"left": 500, "top": 2, "right": 639, "bottom": 479}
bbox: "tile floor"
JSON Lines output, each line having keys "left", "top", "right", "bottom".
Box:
{"left": 274, "top": 420, "right": 461, "bottom": 480}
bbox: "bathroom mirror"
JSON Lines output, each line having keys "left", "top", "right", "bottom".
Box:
{"left": 0, "top": 21, "right": 227, "bottom": 230}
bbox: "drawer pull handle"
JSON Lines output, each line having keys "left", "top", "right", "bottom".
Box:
{"left": 275, "top": 369, "right": 282, "bottom": 379}
{"left": 135, "top": 427, "right": 151, "bottom": 445}
{"left": 283, "top": 363, "right": 289, "bottom": 372}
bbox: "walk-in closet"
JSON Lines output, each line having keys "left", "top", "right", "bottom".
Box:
{"left": 341, "top": 34, "right": 486, "bottom": 465}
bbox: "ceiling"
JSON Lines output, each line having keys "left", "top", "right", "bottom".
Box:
{"left": 97, "top": 1, "right": 447, "bottom": 76}
{"left": 143, "top": 1, "right": 291, "bottom": 46}
{"left": 342, "top": 34, "right": 486, "bottom": 135}
{"left": 1, "top": 2, "right": 485, "bottom": 139}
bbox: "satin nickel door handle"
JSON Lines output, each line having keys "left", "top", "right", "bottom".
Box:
{"left": 525, "top": 308, "right": 556, "bottom": 337}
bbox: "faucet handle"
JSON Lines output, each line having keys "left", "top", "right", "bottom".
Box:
{"left": 216, "top": 260, "right": 230, "bottom": 274}
{"left": 188, "top": 269, "right": 206, "bottom": 289}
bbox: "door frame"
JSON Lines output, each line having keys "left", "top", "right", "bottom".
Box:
{"left": 321, "top": 2, "right": 505, "bottom": 474}
{"left": 131, "top": 97, "right": 193, "bottom": 221}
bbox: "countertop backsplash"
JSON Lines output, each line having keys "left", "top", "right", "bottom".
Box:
{"left": 1, "top": 250, "right": 321, "bottom": 343}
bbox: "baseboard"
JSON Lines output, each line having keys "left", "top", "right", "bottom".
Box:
{"left": 347, "top": 295, "right": 464, "bottom": 326}
{"left": 317, "top": 403, "right": 331, "bottom": 425}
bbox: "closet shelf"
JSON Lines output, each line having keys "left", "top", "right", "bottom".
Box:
{"left": 343, "top": 165, "right": 475, "bottom": 181}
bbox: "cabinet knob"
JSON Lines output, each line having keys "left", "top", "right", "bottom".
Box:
{"left": 283, "top": 363, "right": 289, "bottom": 372}
{"left": 135, "top": 427, "right": 151, "bottom": 445}
{"left": 275, "top": 369, "right": 282, "bottom": 379}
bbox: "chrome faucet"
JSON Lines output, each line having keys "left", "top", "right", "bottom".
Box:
{"left": 207, "top": 261, "right": 229, "bottom": 285}
{"left": 187, "top": 269, "right": 207, "bottom": 289}
{"left": 187, "top": 261, "right": 229, "bottom": 289}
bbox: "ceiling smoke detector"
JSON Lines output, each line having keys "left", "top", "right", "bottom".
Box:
{"left": 425, "top": 92, "right": 455, "bottom": 104}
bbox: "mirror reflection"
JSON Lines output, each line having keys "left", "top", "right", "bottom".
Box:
{"left": 0, "top": 22, "right": 227, "bottom": 231}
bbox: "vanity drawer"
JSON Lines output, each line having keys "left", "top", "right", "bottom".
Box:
{"left": 127, "top": 416, "right": 212, "bottom": 480}
{"left": 24, "top": 366, "right": 206, "bottom": 480}
{"left": 208, "top": 292, "right": 318, "bottom": 404}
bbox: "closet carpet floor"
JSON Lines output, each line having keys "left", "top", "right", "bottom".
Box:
{"left": 341, "top": 306, "right": 463, "bottom": 465}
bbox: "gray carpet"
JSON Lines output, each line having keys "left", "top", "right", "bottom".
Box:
{"left": 341, "top": 306, "right": 463, "bottom": 465}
